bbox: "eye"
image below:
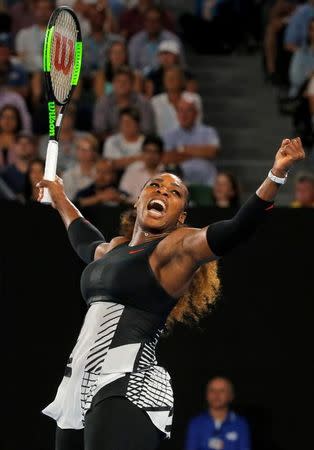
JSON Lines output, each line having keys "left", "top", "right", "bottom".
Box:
{"left": 150, "top": 182, "right": 159, "bottom": 188}
{"left": 172, "top": 190, "right": 181, "bottom": 197}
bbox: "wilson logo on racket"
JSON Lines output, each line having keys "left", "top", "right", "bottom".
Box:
{"left": 54, "top": 32, "right": 74, "bottom": 75}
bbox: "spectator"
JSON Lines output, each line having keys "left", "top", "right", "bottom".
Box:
{"left": 145, "top": 40, "right": 198, "bottom": 98}
{"left": 0, "top": 33, "right": 28, "bottom": 98}
{"left": 0, "top": 105, "right": 23, "bottom": 168}
{"left": 163, "top": 93, "right": 220, "bottom": 186}
{"left": 9, "top": 0, "right": 35, "bottom": 36}
{"left": 38, "top": 105, "right": 85, "bottom": 173}
{"left": 62, "top": 134, "right": 99, "bottom": 200}
{"left": 212, "top": 172, "right": 240, "bottom": 208}
{"left": 93, "top": 41, "right": 142, "bottom": 98}
{"left": 151, "top": 66, "right": 203, "bottom": 135}
{"left": 289, "top": 18, "right": 314, "bottom": 96}
{"left": 179, "top": 0, "right": 237, "bottom": 54}
{"left": 285, "top": 0, "right": 314, "bottom": 52}
{"left": 75, "top": 158, "right": 127, "bottom": 207}
{"left": 15, "top": 0, "right": 54, "bottom": 73}
{"left": 291, "top": 173, "right": 314, "bottom": 207}
{"left": 0, "top": 132, "right": 37, "bottom": 195}
{"left": 128, "top": 6, "right": 184, "bottom": 73}
{"left": 119, "top": 0, "right": 175, "bottom": 40}
{"left": 23, "top": 157, "right": 45, "bottom": 201}
{"left": 185, "top": 376, "right": 251, "bottom": 450}
{"left": 119, "top": 134, "right": 164, "bottom": 202}
{"left": 93, "top": 66, "right": 155, "bottom": 138}
{"left": 0, "top": 74, "right": 32, "bottom": 132}
{"left": 264, "top": 0, "right": 296, "bottom": 83}
{"left": 83, "top": 4, "right": 123, "bottom": 78}
{"left": 103, "top": 107, "right": 144, "bottom": 170}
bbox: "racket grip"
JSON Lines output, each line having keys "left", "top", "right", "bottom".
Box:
{"left": 41, "top": 140, "right": 59, "bottom": 204}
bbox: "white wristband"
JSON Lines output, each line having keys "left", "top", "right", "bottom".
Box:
{"left": 268, "top": 169, "right": 288, "bottom": 185}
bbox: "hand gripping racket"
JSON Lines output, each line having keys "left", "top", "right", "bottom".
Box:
{"left": 41, "top": 6, "right": 82, "bottom": 203}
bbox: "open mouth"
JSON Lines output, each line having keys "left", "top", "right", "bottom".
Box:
{"left": 147, "top": 199, "right": 167, "bottom": 216}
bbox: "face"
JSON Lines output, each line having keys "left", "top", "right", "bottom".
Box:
{"left": 295, "top": 181, "right": 314, "bottom": 206}
{"left": 309, "top": 21, "right": 314, "bottom": 43}
{"left": 0, "top": 46, "right": 10, "bottom": 64}
{"left": 76, "top": 139, "right": 97, "bottom": 163}
{"left": 145, "top": 10, "right": 162, "bottom": 35}
{"left": 109, "top": 42, "right": 127, "bottom": 67}
{"left": 0, "top": 108, "right": 19, "bottom": 133}
{"left": 29, "top": 161, "right": 44, "bottom": 187}
{"left": 213, "top": 174, "right": 235, "bottom": 201}
{"left": 164, "top": 68, "right": 184, "bottom": 92}
{"left": 113, "top": 74, "right": 133, "bottom": 97}
{"left": 158, "top": 51, "right": 178, "bottom": 67}
{"left": 15, "top": 137, "right": 36, "bottom": 160}
{"left": 143, "top": 143, "right": 162, "bottom": 170}
{"left": 119, "top": 114, "right": 139, "bottom": 137}
{"left": 95, "top": 160, "right": 115, "bottom": 186}
{"left": 62, "top": 113, "right": 75, "bottom": 131}
{"left": 88, "top": 5, "right": 106, "bottom": 31}
{"left": 177, "top": 99, "right": 198, "bottom": 129}
{"left": 206, "top": 378, "right": 233, "bottom": 410}
{"left": 34, "top": 0, "right": 54, "bottom": 25}
{"left": 135, "top": 173, "right": 188, "bottom": 232}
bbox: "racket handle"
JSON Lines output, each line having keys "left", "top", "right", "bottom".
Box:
{"left": 41, "top": 140, "right": 59, "bottom": 204}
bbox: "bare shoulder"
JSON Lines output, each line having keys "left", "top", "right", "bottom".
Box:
{"left": 154, "top": 227, "right": 201, "bottom": 260}
{"left": 153, "top": 225, "right": 214, "bottom": 266}
{"left": 94, "top": 236, "right": 129, "bottom": 260}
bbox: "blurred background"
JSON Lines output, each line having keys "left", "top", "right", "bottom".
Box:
{"left": 1, "top": 0, "right": 314, "bottom": 449}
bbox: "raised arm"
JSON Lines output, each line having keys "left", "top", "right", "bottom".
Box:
{"left": 37, "top": 177, "right": 106, "bottom": 263}
{"left": 181, "top": 138, "right": 305, "bottom": 264}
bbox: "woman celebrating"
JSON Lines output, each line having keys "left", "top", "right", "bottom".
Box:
{"left": 39, "top": 137, "right": 304, "bottom": 450}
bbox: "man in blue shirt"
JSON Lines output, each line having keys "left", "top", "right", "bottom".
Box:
{"left": 285, "top": 1, "right": 314, "bottom": 51}
{"left": 185, "top": 377, "right": 251, "bottom": 450}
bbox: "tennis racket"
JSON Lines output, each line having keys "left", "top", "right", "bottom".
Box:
{"left": 41, "top": 6, "right": 82, "bottom": 204}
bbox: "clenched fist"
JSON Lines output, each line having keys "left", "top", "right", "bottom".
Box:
{"left": 272, "top": 137, "right": 305, "bottom": 176}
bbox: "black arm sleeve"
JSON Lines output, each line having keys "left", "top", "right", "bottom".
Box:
{"left": 68, "top": 217, "right": 105, "bottom": 264}
{"left": 206, "top": 194, "right": 274, "bottom": 257}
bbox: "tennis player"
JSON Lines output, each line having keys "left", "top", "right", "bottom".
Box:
{"left": 38, "top": 137, "right": 304, "bottom": 450}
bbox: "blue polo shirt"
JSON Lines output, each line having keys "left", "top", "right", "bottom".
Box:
{"left": 285, "top": 4, "right": 314, "bottom": 48}
{"left": 185, "top": 411, "right": 251, "bottom": 450}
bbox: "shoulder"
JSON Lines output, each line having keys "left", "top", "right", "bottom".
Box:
{"left": 129, "top": 31, "right": 145, "bottom": 45}
{"left": 188, "top": 412, "right": 208, "bottom": 427}
{"left": 229, "top": 412, "right": 249, "bottom": 428}
{"left": 161, "top": 30, "right": 180, "bottom": 42}
{"left": 94, "top": 236, "right": 128, "bottom": 260}
{"left": 155, "top": 227, "right": 200, "bottom": 259}
{"left": 151, "top": 93, "right": 165, "bottom": 105}
{"left": 124, "top": 160, "right": 144, "bottom": 173}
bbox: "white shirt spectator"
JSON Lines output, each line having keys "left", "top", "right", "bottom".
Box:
{"left": 103, "top": 133, "right": 145, "bottom": 159}
{"left": 163, "top": 124, "right": 220, "bottom": 186}
{"left": 119, "top": 160, "right": 164, "bottom": 202}
{"left": 151, "top": 92, "right": 203, "bottom": 135}
{"left": 15, "top": 24, "right": 46, "bottom": 72}
{"left": 62, "top": 164, "right": 96, "bottom": 200}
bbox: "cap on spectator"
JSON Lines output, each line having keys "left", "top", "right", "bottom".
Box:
{"left": 0, "top": 33, "right": 11, "bottom": 49}
{"left": 181, "top": 91, "right": 202, "bottom": 115}
{"left": 158, "top": 40, "right": 180, "bottom": 55}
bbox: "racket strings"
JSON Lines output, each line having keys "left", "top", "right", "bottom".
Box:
{"left": 51, "top": 10, "right": 77, "bottom": 104}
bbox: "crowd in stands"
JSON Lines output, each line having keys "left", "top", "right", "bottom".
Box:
{"left": 0, "top": 0, "right": 228, "bottom": 208}
{"left": 1, "top": 0, "right": 314, "bottom": 209}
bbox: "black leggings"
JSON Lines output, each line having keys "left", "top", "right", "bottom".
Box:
{"left": 55, "top": 397, "right": 162, "bottom": 450}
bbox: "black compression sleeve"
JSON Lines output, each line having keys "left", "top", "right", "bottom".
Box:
{"left": 206, "top": 194, "right": 274, "bottom": 257}
{"left": 68, "top": 217, "right": 105, "bottom": 264}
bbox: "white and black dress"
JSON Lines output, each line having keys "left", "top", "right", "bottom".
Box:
{"left": 43, "top": 237, "right": 176, "bottom": 438}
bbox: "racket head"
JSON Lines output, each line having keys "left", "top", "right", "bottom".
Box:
{"left": 43, "top": 7, "right": 82, "bottom": 107}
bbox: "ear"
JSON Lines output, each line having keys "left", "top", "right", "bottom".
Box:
{"left": 178, "top": 211, "right": 187, "bottom": 225}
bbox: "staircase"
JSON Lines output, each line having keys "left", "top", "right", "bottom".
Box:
{"left": 187, "top": 51, "right": 300, "bottom": 205}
